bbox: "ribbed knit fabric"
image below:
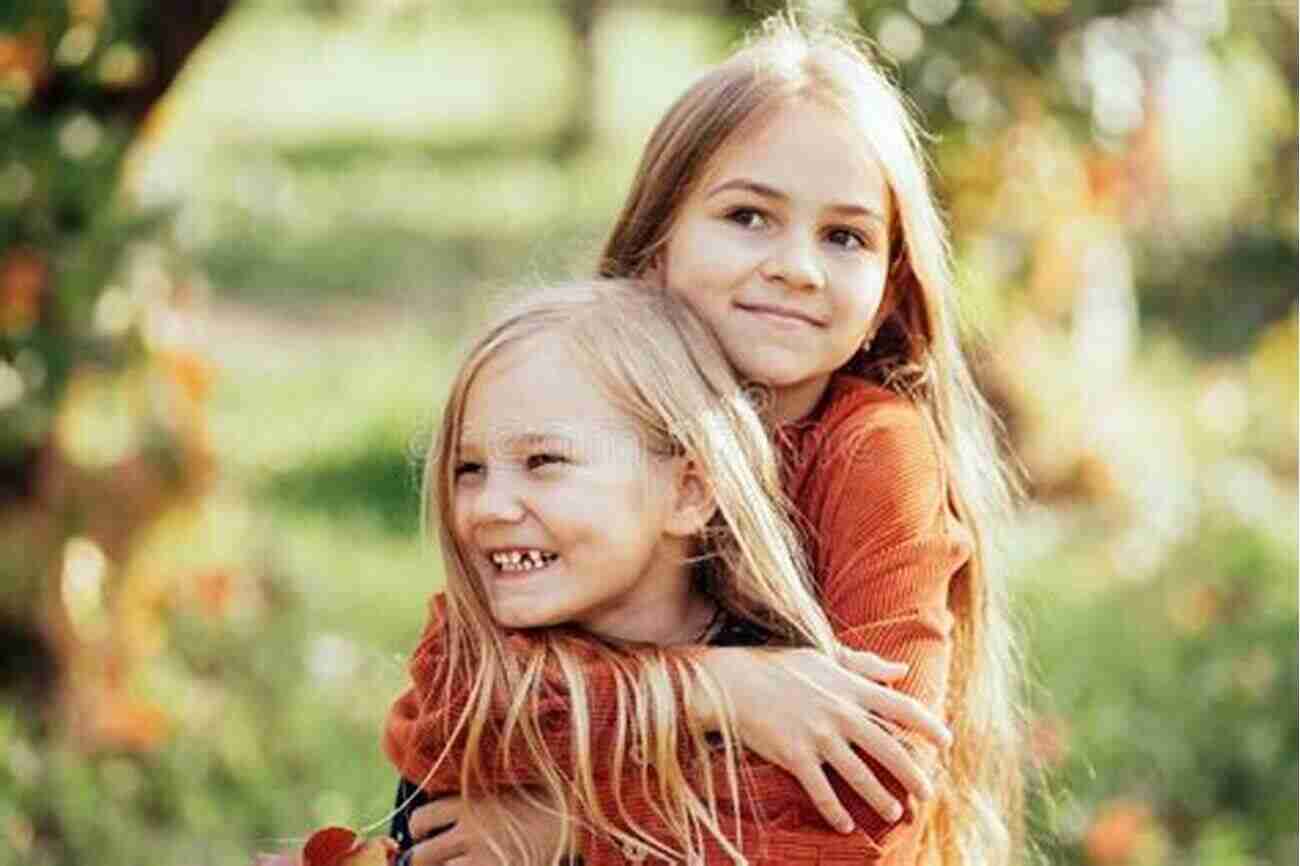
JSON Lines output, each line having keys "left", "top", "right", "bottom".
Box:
{"left": 384, "top": 375, "right": 972, "bottom": 864}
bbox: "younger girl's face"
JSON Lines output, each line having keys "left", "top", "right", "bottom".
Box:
{"left": 451, "top": 335, "right": 699, "bottom": 644}
{"left": 660, "top": 98, "right": 893, "bottom": 423}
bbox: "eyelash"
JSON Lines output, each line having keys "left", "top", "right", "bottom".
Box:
{"left": 526, "top": 452, "right": 569, "bottom": 470}
{"left": 724, "top": 208, "right": 871, "bottom": 251}
{"left": 453, "top": 461, "right": 482, "bottom": 479}
{"left": 826, "top": 227, "right": 869, "bottom": 251}
{"left": 726, "top": 207, "right": 767, "bottom": 230}
{"left": 453, "top": 453, "right": 568, "bottom": 479}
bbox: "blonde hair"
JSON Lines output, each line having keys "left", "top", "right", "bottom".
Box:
{"left": 423, "top": 278, "right": 842, "bottom": 863}
{"left": 600, "top": 13, "right": 1026, "bottom": 866}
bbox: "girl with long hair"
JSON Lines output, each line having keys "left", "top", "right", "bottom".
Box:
{"left": 388, "top": 277, "right": 920, "bottom": 865}
{"left": 389, "top": 12, "right": 1023, "bottom": 866}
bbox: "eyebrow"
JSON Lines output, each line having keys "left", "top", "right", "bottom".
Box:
{"left": 506, "top": 432, "right": 574, "bottom": 449}
{"left": 458, "top": 430, "right": 576, "bottom": 453}
{"left": 705, "top": 178, "right": 887, "bottom": 226}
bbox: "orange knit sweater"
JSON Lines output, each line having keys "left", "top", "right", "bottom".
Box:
{"left": 384, "top": 375, "right": 972, "bottom": 864}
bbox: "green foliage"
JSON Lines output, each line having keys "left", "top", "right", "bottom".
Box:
{"left": 0, "top": 0, "right": 214, "bottom": 462}
{"left": 1023, "top": 514, "right": 1298, "bottom": 864}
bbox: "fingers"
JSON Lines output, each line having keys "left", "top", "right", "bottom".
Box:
{"left": 410, "top": 797, "right": 463, "bottom": 840}
{"left": 788, "top": 751, "right": 855, "bottom": 834}
{"left": 820, "top": 737, "right": 903, "bottom": 824}
{"left": 409, "top": 829, "right": 469, "bottom": 866}
{"left": 842, "top": 713, "right": 934, "bottom": 804}
{"left": 838, "top": 649, "right": 952, "bottom": 748}
{"left": 857, "top": 680, "right": 952, "bottom": 749}
{"left": 840, "top": 648, "right": 909, "bottom": 682}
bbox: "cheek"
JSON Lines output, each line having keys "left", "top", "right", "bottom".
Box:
{"left": 839, "top": 261, "right": 889, "bottom": 314}
{"left": 449, "top": 496, "right": 471, "bottom": 542}
{"left": 666, "top": 223, "right": 746, "bottom": 291}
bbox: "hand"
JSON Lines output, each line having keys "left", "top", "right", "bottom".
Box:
{"left": 695, "top": 646, "right": 951, "bottom": 833}
{"left": 404, "top": 791, "right": 572, "bottom": 866}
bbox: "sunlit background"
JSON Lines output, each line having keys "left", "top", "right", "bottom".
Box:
{"left": 0, "top": 1, "right": 1295, "bottom": 864}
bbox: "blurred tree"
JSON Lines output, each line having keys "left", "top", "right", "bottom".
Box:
{"left": 833, "top": 0, "right": 1297, "bottom": 501}
{"left": 0, "top": 0, "right": 231, "bottom": 748}
{"left": 846, "top": 0, "right": 1296, "bottom": 350}
{"left": 555, "top": 0, "right": 604, "bottom": 159}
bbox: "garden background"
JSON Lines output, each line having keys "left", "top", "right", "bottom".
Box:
{"left": 0, "top": 1, "right": 1295, "bottom": 864}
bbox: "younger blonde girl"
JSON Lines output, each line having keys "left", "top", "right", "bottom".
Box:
{"left": 387, "top": 278, "right": 906, "bottom": 864}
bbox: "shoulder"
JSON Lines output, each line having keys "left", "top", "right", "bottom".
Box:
{"left": 811, "top": 375, "right": 942, "bottom": 485}
{"left": 796, "top": 376, "right": 952, "bottom": 556}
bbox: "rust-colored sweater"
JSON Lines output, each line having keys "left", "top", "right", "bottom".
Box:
{"left": 384, "top": 375, "right": 972, "bottom": 864}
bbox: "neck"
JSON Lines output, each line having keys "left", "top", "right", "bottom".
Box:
{"left": 580, "top": 575, "right": 718, "bottom": 647}
{"left": 770, "top": 374, "right": 832, "bottom": 425}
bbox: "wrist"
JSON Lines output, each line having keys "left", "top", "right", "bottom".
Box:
{"left": 690, "top": 647, "right": 745, "bottom": 731}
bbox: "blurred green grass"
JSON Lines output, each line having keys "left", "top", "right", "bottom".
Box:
{"left": 138, "top": 0, "right": 731, "bottom": 305}
{"left": 206, "top": 311, "right": 449, "bottom": 648}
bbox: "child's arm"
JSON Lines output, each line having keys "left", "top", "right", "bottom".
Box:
{"left": 386, "top": 399, "right": 961, "bottom": 858}
{"left": 385, "top": 598, "right": 941, "bottom": 805}
{"left": 384, "top": 594, "right": 638, "bottom": 793}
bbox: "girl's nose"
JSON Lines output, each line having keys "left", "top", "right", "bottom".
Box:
{"left": 467, "top": 470, "right": 526, "bottom": 524}
{"left": 758, "top": 232, "right": 825, "bottom": 292}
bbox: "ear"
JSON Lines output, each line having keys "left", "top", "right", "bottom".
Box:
{"left": 664, "top": 457, "right": 717, "bottom": 538}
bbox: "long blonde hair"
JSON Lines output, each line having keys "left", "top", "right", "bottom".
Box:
{"left": 423, "top": 278, "right": 842, "bottom": 863}
{"left": 600, "top": 13, "right": 1026, "bottom": 866}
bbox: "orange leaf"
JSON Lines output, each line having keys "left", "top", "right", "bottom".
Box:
{"left": 0, "top": 246, "right": 47, "bottom": 334}
{"left": 194, "top": 569, "right": 234, "bottom": 619}
{"left": 338, "top": 838, "right": 397, "bottom": 866}
{"left": 92, "top": 695, "right": 171, "bottom": 752}
{"left": 1084, "top": 799, "right": 1152, "bottom": 865}
{"left": 158, "top": 349, "right": 215, "bottom": 403}
{"left": 300, "top": 828, "right": 397, "bottom": 866}
{"left": 302, "top": 827, "right": 357, "bottom": 866}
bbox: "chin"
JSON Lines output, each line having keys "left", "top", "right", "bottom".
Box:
{"left": 489, "top": 599, "right": 567, "bottom": 630}
{"left": 733, "top": 357, "right": 810, "bottom": 387}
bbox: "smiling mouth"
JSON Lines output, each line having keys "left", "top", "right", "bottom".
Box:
{"left": 736, "top": 303, "right": 824, "bottom": 328}
{"left": 489, "top": 549, "right": 560, "bottom": 574}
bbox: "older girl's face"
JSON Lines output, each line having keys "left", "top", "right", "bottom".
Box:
{"left": 659, "top": 98, "right": 892, "bottom": 423}
{"left": 450, "top": 335, "right": 700, "bottom": 645}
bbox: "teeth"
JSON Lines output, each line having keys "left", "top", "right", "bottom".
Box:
{"left": 490, "top": 549, "right": 555, "bottom": 572}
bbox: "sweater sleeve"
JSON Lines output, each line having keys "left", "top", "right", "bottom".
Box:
{"left": 784, "top": 397, "right": 968, "bottom": 859}
{"left": 580, "top": 398, "right": 969, "bottom": 865}
{"left": 383, "top": 595, "right": 699, "bottom": 794}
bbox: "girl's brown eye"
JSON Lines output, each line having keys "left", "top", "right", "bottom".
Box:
{"left": 827, "top": 227, "right": 867, "bottom": 250}
{"left": 727, "top": 208, "right": 767, "bottom": 230}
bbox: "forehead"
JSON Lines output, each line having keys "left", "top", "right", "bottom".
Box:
{"left": 702, "top": 97, "right": 890, "bottom": 213}
{"left": 459, "top": 335, "right": 636, "bottom": 447}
